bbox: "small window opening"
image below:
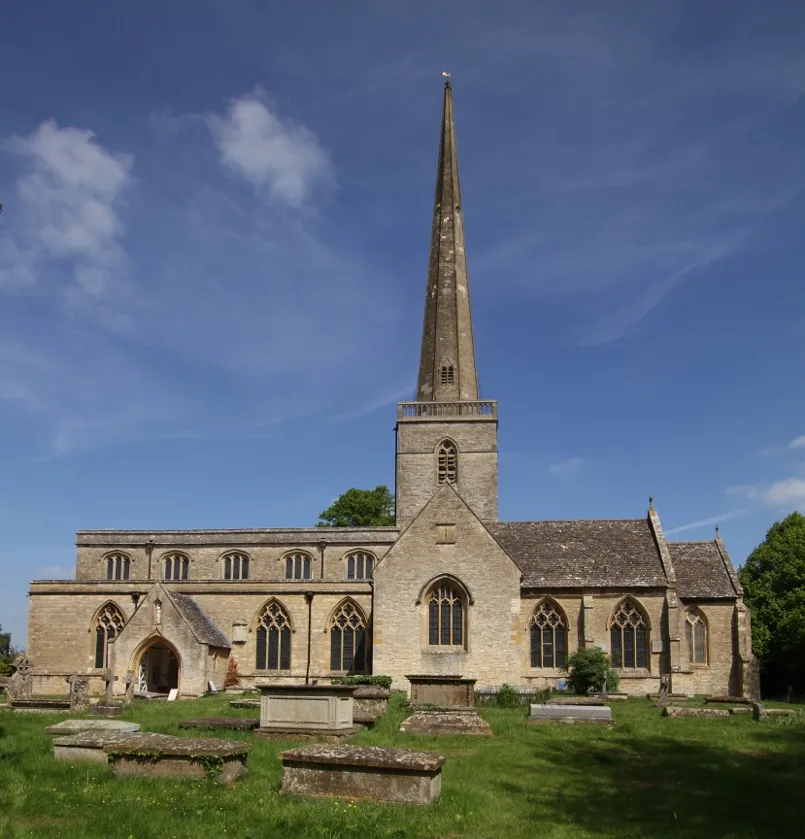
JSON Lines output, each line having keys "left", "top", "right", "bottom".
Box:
{"left": 437, "top": 440, "right": 458, "bottom": 485}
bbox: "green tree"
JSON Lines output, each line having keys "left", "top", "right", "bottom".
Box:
{"left": 0, "top": 624, "right": 15, "bottom": 677}
{"left": 317, "top": 486, "right": 395, "bottom": 528}
{"left": 562, "top": 647, "right": 619, "bottom": 695}
{"left": 739, "top": 511, "right": 805, "bottom": 694}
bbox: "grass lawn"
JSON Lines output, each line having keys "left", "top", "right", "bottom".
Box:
{"left": 1, "top": 693, "right": 804, "bottom": 839}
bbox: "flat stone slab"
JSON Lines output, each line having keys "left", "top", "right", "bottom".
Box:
{"left": 729, "top": 707, "right": 753, "bottom": 715}
{"left": 546, "top": 697, "right": 607, "bottom": 706}
{"left": 46, "top": 719, "right": 140, "bottom": 735}
{"left": 757, "top": 708, "right": 796, "bottom": 718}
{"left": 280, "top": 745, "right": 445, "bottom": 805}
{"left": 105, "top": 733, "right": 250, "bottom": 785}
{"left": 11, "top": 699, "right": 71, "bottom": 712}
{"left": 229, "top": 699, "right": 260, "bottom": 709}
{"left": 662, "top": 706, "right": 729, "bottom": 718}
{"left": 93, "top": 705, "right": 123, "bottom": 717}
{"left": 528, "top": 704, "right": 613, "bottom": 724}
{"left": 399, "top": 709, "right": 492, "bottom": 736}
{"left": 179, "top": 717, "right": 259, "bottom": 731}
{"left": 706, "top": 695, "right": 752, "bottom": 705}
{"left": 53, "top": 731, "right": 130, "bottom": 764}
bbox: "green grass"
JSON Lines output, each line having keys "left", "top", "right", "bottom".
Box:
{"left": 1, "top": 693, "right": 804, "bottom": 839}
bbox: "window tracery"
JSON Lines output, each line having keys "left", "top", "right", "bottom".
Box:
{"left": 529, "top": 600, "right": 568, "bottom": 668}
{"left": 255, "top": 601, "right": 291, "bottom": 670}
{"left": 609, "top": 599, "right": 649, "bottom": 669}
{"left": 437, "top": 440, "right": 458, "bottom": 485}
{"left": 685, "top": 608, "right": 708, "bottom": 665}
{"left": 329, "top": 601, "right": 368, "bottom": 672}
{"left": 427, "top": 583, "right": 464, "bottom": 647}
{"left": 346, "top": 551, "right": 374, "bottom": 580}
{"left": 94, "top": 603, "right": 125, "bottom": 669}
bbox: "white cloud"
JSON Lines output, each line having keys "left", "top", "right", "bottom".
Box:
{"left": 789, "top": 435, "right": 805, "bottom": 451}
{"left": 548, "top": 457, "right": 585, "bottom": 478}
{"left": 725, "top": 484, "right": 761, "bottom": 500}
{"left": 762, "top": 478, "right": 805, "bottom": 507}
{"left": 1, "top": 120, "right": 133, "bottom": 312}
{"left": 206, "top": 90, "right": 331, "bottom": 207}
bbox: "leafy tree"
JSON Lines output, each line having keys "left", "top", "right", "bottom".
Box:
{"left": 317, "top": 486, "right": 395, "bottom": 528}
{"left": 0, "top": 624, "right": 15, "bottom": 677}
{"left": 562, "top": 647, "right": 619, "bottom": 695}
{"left": 739, "top": 511, "right": 805, "bottom": 694}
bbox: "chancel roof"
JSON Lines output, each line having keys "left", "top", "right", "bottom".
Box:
{"left": 488, "top": 519, "right": 667, "bottom": 589}
{"left": 171, "top": 594, "right": 231, "bottom": 648}
{"left": 667, "top": 541, "right": 741, "bottom": 599}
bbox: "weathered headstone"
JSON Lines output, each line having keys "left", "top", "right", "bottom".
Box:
{"left": 655, "top": 675, "right": 670, "bottom": 708}
{"left": 6, "top": 654, "right": 33, "bottom": 701}
{"left": 68, "top": 675, "right": 91, "bottom": 712}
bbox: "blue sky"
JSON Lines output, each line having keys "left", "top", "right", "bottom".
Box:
{"left": 1, "top": 1, "right": 804, "bottom": 644}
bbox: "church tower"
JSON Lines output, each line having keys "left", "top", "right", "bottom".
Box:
{"left": 395, "top": 78, "right": 499, "bottom": 526}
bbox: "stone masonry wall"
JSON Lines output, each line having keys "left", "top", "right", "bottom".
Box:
{"left": 673, "top": 600, "right": 740, "bottom": 696}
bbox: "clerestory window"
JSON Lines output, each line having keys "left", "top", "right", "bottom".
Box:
{"left": 223, "top": 552, "right": 250, "bottom": 581}
{"left": 106, "top": 553, "right": 130, "bottom": 581}
{"left": 163, "top": 553, "right": 189, "bottom": 581}
{"left": 285, "top": 552, "right": 312, "bottom": 580}
{"left": 346, "top": 551, "right": 374, "bottom": 580}
{"left": 437, "top": 440, "right": 458, "bottom": 485}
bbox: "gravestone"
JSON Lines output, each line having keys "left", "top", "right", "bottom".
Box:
{"left": 256, "top": 684, "right": 358, "bottom": 738}
{"left": 655, "top": 675, "right": 670, "bottom": 708}
{"left": 68, "top": 675, "right": 91, "bottom": 712}
{"left": 528, "top": 704, "right": 613, "bottom": 724}
{"left": 123, "top": 672, "right": 135, "bottom": 706}
{"left": 6, "top": 654, "right": 33, "bottom": 701}
{"left": 662, "top": 706, "right": 729, "bottom": 718}
{"left": 279, "top": 745, "right": 445, "bottom": 805}
{"left": 400, "top": 675, "right": 491, "bottom": 736}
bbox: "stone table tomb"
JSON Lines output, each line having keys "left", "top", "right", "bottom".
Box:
{"left": 528, "top": 704, "right": 613, "bottom": 724}
{"left": 257, "top": 684, "right": 358, "bottom": 738}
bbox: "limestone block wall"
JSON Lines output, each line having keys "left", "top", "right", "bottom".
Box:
{"left": 373, "top": 484, "right": 521, "bottom": 690}
{"left": 396, "top": 419, "right": 498, "bottom": 525}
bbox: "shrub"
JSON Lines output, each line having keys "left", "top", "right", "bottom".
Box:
{"left": 496, "top": 684, "right": 521, "bottom": 708}
{"left": 330, "top": 675, "right": 393, "bottom": 690}
{"left": 563, "top": 647, "right": 619, "bottom": 695}
{"left": 222, "top": 657, "right": 241, "bottom": 689}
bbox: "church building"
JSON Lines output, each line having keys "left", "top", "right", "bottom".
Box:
{"left": 25, "top": 81, "right": 754, "bottom": 699}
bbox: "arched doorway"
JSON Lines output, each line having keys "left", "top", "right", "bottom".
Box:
{"left": 135, "top": 639, "right": 180, "bottom": 695}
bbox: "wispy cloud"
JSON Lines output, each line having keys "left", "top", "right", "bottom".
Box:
{"left": 1, "top": 121, "right": 134, "bottom": 322}
{"left": 665, "top": 508, "right": 753, "bottom": 536}
{"left": 548, "top": 457, "right": 585, "bottom": 478}
{"left": 206, "top": 89, "right": 332, "bottom": 207}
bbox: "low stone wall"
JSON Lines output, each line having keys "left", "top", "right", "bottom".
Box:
{"left": 280, "top": 745, "right": 445, "bottom": 805}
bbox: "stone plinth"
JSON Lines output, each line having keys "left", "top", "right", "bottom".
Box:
{"left": 399, "top": 708, "right": 492, "bottom": 736}
{"left": 406, "top": 675, "right": 475, "bottom": 708}
{"left": 179, "top": 717, "right": 258, "bottom": 731}
{"left": 257, "top": 684, "right": 357, "bottom": 737}
{"left": 662, "top": 706, "right": 729, "bottom": 718}
{"left": 528, "top": 704, "right": 613, "bottom": 724}
{"left": 11, "top": 699, "right": 70, "bottom": 713}
{"left": 53, "top": 731, "right": 129, "bottom": 764}
{"left": 353, "top": 686, "right": 390, "bottom": 725}
{"left": 46, "top": 719, "right": 140, "bottom": 736}
{"left": 280, "top": 744, "right": 445, "bottom": 805}
{"left": 105, "top": 733, "right": 250, "bottom": 785}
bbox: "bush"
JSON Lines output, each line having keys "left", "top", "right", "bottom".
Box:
{"left": 563, "top": 647, "right": 619, "bottom": 695}
{"left": 222, "top": 657, "right": 241, "bottom": 689}
{"left": 496, "top": 684, "right": 521, "bottom": 708}
{"left": 330, "top": 675, "right": 393, "bottom": 690}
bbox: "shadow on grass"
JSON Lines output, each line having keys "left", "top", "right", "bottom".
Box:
{"left": 498, "top": 723, "right": 805, "bottom": 839}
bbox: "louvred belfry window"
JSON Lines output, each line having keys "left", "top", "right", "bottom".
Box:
{"left": 428, "top": 584, "right": 464, "bottom": 647}
{"left": 440, "top": 365, "right": 455, "bottom": 386}
{"left": 94, "top": 603, "right": 125, "bottom": 669}
{"left": 529, "top": 601, "right": 568, "bottom": 668}
{"left": 329, "top": 601, "right": 368, "bottom": 673}
{"left": 609, "top": 599, "right": 649, "bottom": 669}
{"left": 685, "top": 609, "right": 708, "bottom": 665}
{"left": 255, "top": 601, "right": 292, "bottom": 671}
{"left": 437, "top": 440, "right": 458, "bottom": 485}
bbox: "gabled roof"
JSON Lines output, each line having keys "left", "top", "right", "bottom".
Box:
{"left": 171, "top": 594, "right": 231, "bottom": 648}
{"left": 668, "top": 541, "right": 740, "bottom": 599}
{"left": 488, "top": 519, "right": 667, "bottom": 589}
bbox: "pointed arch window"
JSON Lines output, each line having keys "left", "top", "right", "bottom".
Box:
{"left": 428, "top": 583, "right": 465, "bottom": 647}
{"left": 530, "top": 600, "right": 568, "bottom": 668}
{"left": 223, "top": 552, "right": 250, "bottom": 581}
{"left": 346, "top": 551, "right": 374, "bottom": 580}
{"left": 94, "top": 603, "right": 125, "bottom": 669}
{"left": 609, "top": 599, "right": 649, "bottom": 669}
{"left": 163, "top": 553, "right": 189, "bottom": 581}
{"left": 440, "top": 364, "right": 455, "bottom": 386}
{"left": 284, "top": 552, "right": 312, "bottom": 580}
{"left": 685, "top": 608, "right": 708, "bottom": 665}
{"left": 437, "top": 440, "right": 458, "bottom": 485}
{"left": 329, "top": 601, "right": 369, "bottom": 673}
{"left": 256, "top": 601, "right": 292, "bottom": 671}
{"left": 106, "top": 553, "right": 130, "bottom": 581}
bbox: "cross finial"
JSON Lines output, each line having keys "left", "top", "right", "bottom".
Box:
{"left": 649, "top": 494, "right": 654, "bottom": 509}
{"left": 442, "top": 70, "right": 451, "bottom": 87}
{"left": 715, "top": 524, "right": 720, "bottom": 538}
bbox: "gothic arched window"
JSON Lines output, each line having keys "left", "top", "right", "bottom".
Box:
{"left": 346, "top": 551, "right": 374, "bottom": 580}
{"left": 223, "top": 552, "right": 250, "bottom": 581}
{"left": 329, "top": 601, "right": 369, "bottom": 673}
{"left": 284, "top": 552, "right": 312, "bottom": 580}
{"left": 530, "top": 600, "right": 568, "bottom": 668}
{"left": 256, "top": 601, "right": 292, "bottom": 671}
{"left": 440, "top": 364, "right": 455, "bottom": 386}
{"left": 94, "top": 603, "right": 125, "bottom": 669}
{"left": 437, "top": 440, "right": 458, "bottom": 485}
{"left": 428, "top": 582, "right": 465, "bottom": 647}
{"left": 609, "top": 599, "right": 649, "bottom": 669}
{"left": 105, "top": 553, "right": 130, "bottom": 581}
{"left": 163, "top": 553, "right": 189, "bottom": 581}
{"left": 685, "top": 608, "right": 708, "bottom": 665}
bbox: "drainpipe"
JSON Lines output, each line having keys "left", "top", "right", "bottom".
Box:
{"left": 145, "top": 537, "right": 155, "bottom": 580}
{"left": 304, "top": 591, "right": 314, "bottom": 685}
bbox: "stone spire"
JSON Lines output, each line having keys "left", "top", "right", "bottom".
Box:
{"left": 416, "top": 77, "right": 479, "bottom": 402}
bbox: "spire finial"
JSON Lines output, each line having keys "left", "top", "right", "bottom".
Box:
{"left": 715, "top": 524, "right": 720, "bottom": 538}
{"left": 649, "top": 494, "right": 654, "bottom": 509}
{"left": 442, "top": 70, "right": 451, "bottom": 87}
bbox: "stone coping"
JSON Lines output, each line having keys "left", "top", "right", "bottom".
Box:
{"left": 104, "top": 732, "right": 250, "bottom": 757}
{"left": 405, "top": 675, "right": 475, "bottom": 683}
{"left": 179, "top": 717, "right": 259, "bottom": 731}
{"left": 46, "top": 720, "right": 140, "bottom": 735}
{"left": 53, "top": 731, "right": 129, "bottom": 748}
{"left": 280, "top": 744, "right": 445, "bottom": 773}
{"left": 257, "top": 684, "right": 358, "bottom": 694}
